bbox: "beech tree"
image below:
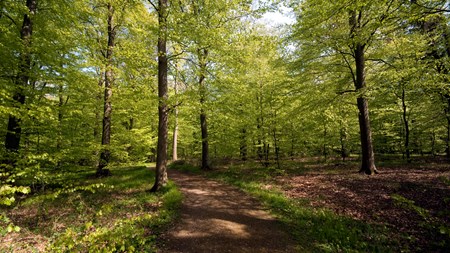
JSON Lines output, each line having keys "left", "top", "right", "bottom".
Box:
{"left": 171, "top": 0, "right": 255, "bottom": 169}
{"left": 97, "top": 2, "right": 115, "bottom": 176}
{"left": 3, "top": 0, "right": 36, "bottom": 158}
{"left": 290, "top": 0, "right": 416, "bottom": 174}
{"left": 149, "top": 0, "right": 169, "bottom": 192}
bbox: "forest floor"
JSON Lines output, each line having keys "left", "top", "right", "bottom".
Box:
{"left": 159, "top": 169, "right": 298, "bottom": 252}
{"left": 276, "top": 158, "right": 450, "bottom": 252}
{"left": 176, "top": 157, "right": 450, "bottom": 252}
{"left": 0, "top": 165, "right": 182, "bottom": 252}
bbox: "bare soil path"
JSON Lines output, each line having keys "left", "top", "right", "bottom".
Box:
{"left": 160, "top": 169, "right": 298, "bottom": 253}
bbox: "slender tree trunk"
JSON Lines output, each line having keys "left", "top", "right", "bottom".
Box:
{"left": 97, "top": 3, "right": 115, "bottom": 177}
{"left": 264, "top": 143, "right": 269, "bottom": 166}
{"left": 323, "top": 123, "right": 327, "bottom": 161}
{"left": 444, "top": 96, "right": 450, "bottom": 161}
{"left": 290, "top": 121, "right": 295, "bottom": 160}
{"left": 200, "top": 111, "right": 209, "bottom": 169}
{"left": 93, "top": 72, "right": 104, "bottom": 168}
{"left": 172, "top": 112, "right": 178, "bottom": 161}
{"left": 57, "top": 84, "right": 64, "bottom": 150}
{"left": 4, "top": 0, "right": 36, "bottom": 155}
{"left": 431, "top": 131, "right": 436, "bottom": 157}
{"left": 257, "top": 119, "right": 263, "bottom": 160}
{"left": 273, "top": 129, "right": 280, "bottom": 170}
{"left": 150, "top": 0, "right": 169, "bottom": 192}
{"left": 354, "top": 44, "right": 377, "bottom": 175}
{"left": 401, "top": 87, "right": 411, "bottom": 163}
{"left": 447, "top": 113, "right": 450, "bottom": 161}
{"left": 172, "top": 63, "right": 178, "bottom": 161}
{"left": 256, "top": 90, "right": 264, "bottom": 160}
{"left": 340, "top": 127, "right": 347, "bottom": 162}
{"left": 349, "top": 9, "right": 377, "bottom": 174}
{"left": 240, "top": 128, "right": 247, "bottom": 161}
{"left": 56, "top": 83, "right": 65, "bottom": 168}
{"left": 198, "top": 48, "right": 210, "bottom": 170}
{"left": 128, "top": 118, "right": 134, "bottom": 130}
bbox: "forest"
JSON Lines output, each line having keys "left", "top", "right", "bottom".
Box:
{"left": 1, "top": 0, "right": 450, "bottom": 252}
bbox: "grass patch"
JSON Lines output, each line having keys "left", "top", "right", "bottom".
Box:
{"left": 168, "top": 160, "right": 202, "bottom": 173}
{"left": 169, "top": 159, "right": 397, "bottom": 251}
{"left": 206, "top": 164, "right": 397, "bottom": 252}
{"left": 0, "top": 164, "right": 182, "bottom": 252}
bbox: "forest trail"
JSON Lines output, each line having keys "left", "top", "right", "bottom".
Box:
{"left": 160, "top": 169, "right": 298, "bottom": 253}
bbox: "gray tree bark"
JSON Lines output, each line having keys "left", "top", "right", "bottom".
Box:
{"left": 150, "top": 0, "right": 169, "bottom": 192}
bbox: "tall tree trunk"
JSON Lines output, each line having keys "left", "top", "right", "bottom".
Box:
{"left": 97, "top": 3, "right": 115, "bottom": 177}
{"left": 273, "top": 129, "right": 280, "bottom": 170}
{"left": 447, "top": 111, "right": 450, "bottom": 161}
{"left": 430, "top": 131, "right": 435, "bottom": 157}
{"left": 401, "top": 87, "right": 411, "bottom": 163}
{"left": 323, "top": 123, "right": 327, "bottom": 161}
{"left": 172, "top": 110, "right": 178, "bottom": 161}
{"left": 354, "top": 44, "right": 377, "bottom": 175}
{"left": 4, "top": 0, "right": 36, "bottom": 155}
{"left": 256, "top": 90, "right": 264, "bottom": 161}
{"left": 444, "top": 95, "right": 450, "bottom": 161}
{"left": 198, "top": 48, "right": 210, "bottom": 170}
{"left": 57, "top": 84, "right": 64, "bottom": 150}
{"left": 200, "top": 111, "right": 209, "bottom": 169}
{"left": 264, "top": 143, "right": 269, "bottom": 166}
{"left": 349, "top": 9, "right": 377, "bottom": 174}
{"left": 289, "top": 121, "right": 295, "bottom": 160}
{"left": 240, "top": 128, "right": 247, "bottom": 161}
{"left": 93, "top": 71, "right": 104, "bottom": 168}
{"left": 150, "top": 0, "right": 169, "bottom": 192}
{"left": 340, "top": 127, "right": 347, "bottom": 162}
{"left": 172, "top": 63, "right": 179, "bottom": 161}
{"left": 257, "top": 118, "right": 263, "bottom": 160}
{"left": 56, "top": 83, "right": 65, "bottom": 168}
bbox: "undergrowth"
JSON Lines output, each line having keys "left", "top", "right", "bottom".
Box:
{"left": 172, "top": 161, "right": 397, "bottom": 252}
{"left": 0, "top": 164, "right": 182, "bottom": 252}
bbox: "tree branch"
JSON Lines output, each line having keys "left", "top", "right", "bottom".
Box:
{"left": 366, "top": 58, "right": 397, "bottom": 69}
{"left": 147, "top": 0, "right": 158, "bottom": 12}
{"left": 411, "top": 0, "right": 450, "bottom": 13}
{"left": 1, "top": 12, "right": 17, "bottom": 26}
{"left": 336, "top": 48, "right": 357, "bottom": 86}
{"left": 167, "top": 50, "right": 186, "bottom": 60}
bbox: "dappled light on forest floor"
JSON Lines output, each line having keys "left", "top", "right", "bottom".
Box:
{"left": 161, "top": 169, "right": 296, "bottom": 253}
{"left": 276, "top": 165, "right": 450, "bottom": 251}
{"left": 0, "top": 165, "right": 181, "bottom": 252}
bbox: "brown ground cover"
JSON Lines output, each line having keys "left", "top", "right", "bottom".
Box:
{"left": 161, "top": 169, "right": 298, "bottom": 253}
{"left": 276, "top": 158, "right": 450, "bottom": 252}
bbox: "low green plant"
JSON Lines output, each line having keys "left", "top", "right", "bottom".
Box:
{"left": 168, "top": 160, "right": 201, "bottom": 173}
{"left": 438, "top": 176, "right": 450, "bottom": 186}
{"left": 208, "top": 165, "right": 396, "bottom": 252}
{"left": 391, "top": 194, "right": 430, "bottom": 220}
{"left": 1, "top": 164, "right": 182, "bottom": 252}
{"left": 391, "top": 194, "right": 450, "bottom": 249}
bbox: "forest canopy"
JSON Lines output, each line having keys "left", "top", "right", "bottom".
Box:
{"left": 0, "top": 0, "right": 449, "bottom": 199}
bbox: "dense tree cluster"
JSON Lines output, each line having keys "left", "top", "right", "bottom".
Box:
{"left": 1, "top": 0, "right": 449, "bottom": 202}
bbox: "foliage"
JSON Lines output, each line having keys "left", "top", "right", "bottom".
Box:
{"left": 1, "top": 0, "right": 450, "bottom": 250}
{"left": 0, "top": 165, "right": 182, "bottom": 252}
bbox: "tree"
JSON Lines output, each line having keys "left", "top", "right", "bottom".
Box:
{"left": 97, "top": 2, "right": 116, "bottom": 177}
{"left": 290, "top": 0, "right": 414, "bottom": 174}
{"left": 4, "top": 0, "right": 36, "bottom": 158}
{"left": 171, "top": 0, "right": 255, "bottom": 169}
{"left": 150, "top": 0, "right": 169, "bottom": 192}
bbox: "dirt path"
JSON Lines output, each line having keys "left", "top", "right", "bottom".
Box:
{"left": 160, "top": 170, "right": 298, "bottom": 253}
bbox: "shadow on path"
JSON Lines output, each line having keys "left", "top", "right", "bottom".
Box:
{"left": 160, "top": 170, "right": 297, "bottom": 253}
